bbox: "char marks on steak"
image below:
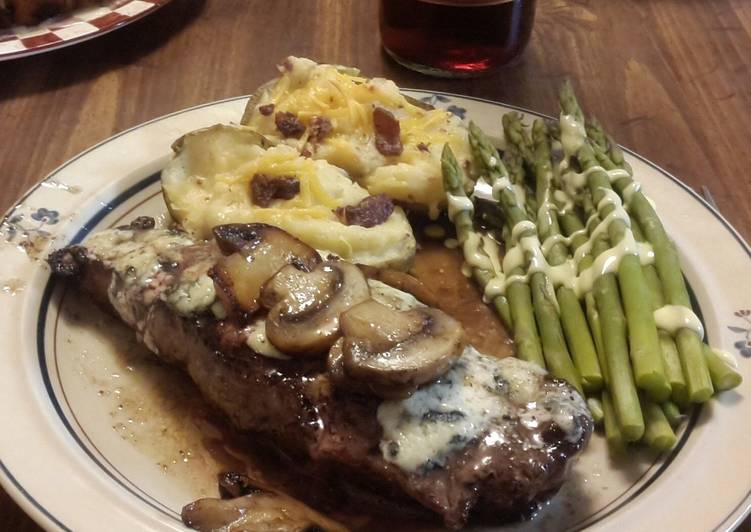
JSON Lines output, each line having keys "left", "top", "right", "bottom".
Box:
{"left": 48, "top": 222, "right": 592, "bottom": 529}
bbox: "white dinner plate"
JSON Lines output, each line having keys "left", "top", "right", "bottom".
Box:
{"left": 0, "top": 91, "right": 749, "bottom": 532}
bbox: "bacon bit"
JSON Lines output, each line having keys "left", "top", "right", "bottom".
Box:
{"left": 417, "top": 142, "right": 430, "bottom": 153}
{"left": 309, "top": 116, "right": 333, "bottom": 143}
{"left": 373, "top": 107, "right": 403, "bottom": 156}
{"left": 279, "top": 58, "right": 294, "bottom": 72}
{"left": 258, "top": 103, "right": 275, "bottom": 116}
{"left": 275, "top": 111, "right": 306, "bottom": 138}
{"left": 251, "top": 174, "right": 301, "bottom": 207}
{"left": 301, "top": 148, "right": 313, "bottom": 158}
{"left": 336, "top": 194, "right": 394, "bottom": 228}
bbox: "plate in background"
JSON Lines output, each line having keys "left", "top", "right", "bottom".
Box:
{"left": 0, "top": 0, "right": 171, "bottom": 61}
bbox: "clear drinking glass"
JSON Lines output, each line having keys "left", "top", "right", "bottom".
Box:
{"left": 380, "top": 0, "right": 536, "bottom": 78}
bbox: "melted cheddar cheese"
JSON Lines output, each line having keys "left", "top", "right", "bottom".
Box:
{"left": 241, "top": 57, "right": 474, "bottom": 218}
{"left": 162, "top": 124, "right": 416, "bottom": 269}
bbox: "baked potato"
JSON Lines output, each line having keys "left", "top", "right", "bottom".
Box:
{"left": 162, "top": 124, "right": 416, "bottom": 269}
{"left": 240, "top": 57, "right": 474, "bottom": 218}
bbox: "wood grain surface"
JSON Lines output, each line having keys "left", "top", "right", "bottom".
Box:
{"left": 1, "top": 0, "right": 750, "bottom": 530}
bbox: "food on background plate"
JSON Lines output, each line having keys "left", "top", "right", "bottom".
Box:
{"left": 0, "top": 0, "right": 99, "bottom": 27}
{"left": 48, "top": 219, "right": 592, "bottom": 529}
{"left": 45, "top": 57, "right": 743, "bottom": 530}
{"left": 162, "top": 124, "right": 416, "bottom": 269}
{"left": 240, "top": 56, "right": 475, "bottom": 218}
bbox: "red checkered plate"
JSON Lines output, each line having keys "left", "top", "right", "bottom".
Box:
{"left": 0, "top": 0, "right": 171, "bottom": 61}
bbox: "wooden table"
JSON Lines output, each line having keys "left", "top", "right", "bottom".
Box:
{"left": 1, "top": 0, "right": 749, "bottom": 530}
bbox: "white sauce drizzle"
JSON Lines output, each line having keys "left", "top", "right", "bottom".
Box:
{"left": 462, "top": 232, "right": 494, "bottom": 272}
{"left": 540, "top": 230, "right": 587, "bottom": 257}
{"left": 511, "top": 220, "right": 536, "bottom": 244}
{"left": 653, "top": 305, "right": 705, "bottom": 339}
{"left": 560, "top": 113, "right": 587, "bottom": 161}
{"left": 491, "top": 176, "right": 514, "bottom": 199}
{"left": 476, "top": 186, "right": 653, "bottom": 302}
{"left": 443, "top": 238, "right": 459, "bottom": 249}
{"left": 712, "top": 348, "right": 739, "bottom": 369}
{"left": 553, "top": 189, "right": 575, "bottom": 214}
{"left": 447, "top": 194, "right": 474, "bottom": 222}
{"left": 481, "top": 235, "right": 504, "bottom": 276}
{"left": 621, "top": 181, "right": 641, "bottom": 205}
{"left": 513, "top": 183, "right": 527, "bottom": 208}
{"left": 454, "top": 111, "right": 692, "bottom": 338}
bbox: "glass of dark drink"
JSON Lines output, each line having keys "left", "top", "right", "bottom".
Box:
{"left": 380, "top": 0, "right": 536, "bottom": 78}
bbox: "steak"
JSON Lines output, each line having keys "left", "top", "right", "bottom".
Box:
{"left": 48, "top": 220, "right": 593, "bottom": 529}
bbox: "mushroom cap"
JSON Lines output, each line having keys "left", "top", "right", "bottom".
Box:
{"left": 261, "top": 261, "right": 370, "bottom": 357}
{"left": 340, "top": 299, "right": 466, "bottom": 394}
{"left": 210, "top": 223, "right": 321, "bottom": 315}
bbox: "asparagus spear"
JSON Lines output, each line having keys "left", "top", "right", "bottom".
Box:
{"left": 472, "top": 123, "right": 582, "bottom": 392}
{"left": 659, "top": 333, "right": 688, "bottom": 405}
{"left": 641, "top": 396, "right": 677, "bottom": 451}
{"left": 602, "top": 391, "right": 626, "bottom": 453}
{"left": 557, "top": 193, "right": 644, "bottom": 438}
{"left": 583, "top": 123, "right": 713, "bottom": 403}
{"left": 506, "top": 282, "right": 544, "bottom": 367}
{"left": 587, "top": 397, "right": 605, "bottom": 425}
{"left": 567, "top": 94, "right": 670, "bottom": 401}
{"left": 591, "top": 235, "right": 645, "bottom": 441}
{"left": 607, "top": 213, "right": 671, "bottom": 402}
{"left": 586, "top": 117, "right": 633, "bottom": 175}
{"left": 661, "top": 401, "right": 685, "bottom": 428}
{"left": 472, "top": 268, "right": 513, "bottom": 330}
{"left": 530, "top": 273, "right": 583, "bottom": 392}
{"left": 616, "top": 178, "right": 713, "bottom": 402}
{"left": 464, "top": 132, "right": 545, "bottom": 368}
{"left": 627, "top": 183, "right": 714, "bottom": 402}
{"left": 441, "top": 145, "right": 520, "bottom": 342}
{"left": 703, "top": 344, "right": 743, "bottom": 392}
{"left": 586, "top": 292, "right": 608, "bottom": 381}
{"left": 516, "top": 117, "right": 602, "bottom": 392}
{"left": 633, "top": 218, "right": 688, "bottom": 404}
{"left": 500, "top": 117, "right": 536, "bottom": 219}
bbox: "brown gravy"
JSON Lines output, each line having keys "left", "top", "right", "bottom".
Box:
{"left": 68, "top": 229, "right": 515, "bottom": 530}
{"left": 410, "top": 240, "right": 513, "bottom": 359}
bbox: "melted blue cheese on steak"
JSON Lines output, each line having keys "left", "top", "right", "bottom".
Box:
{"left": 84, "top": 228, "right": 219, "bottom": 350}
{"left": 84, "top": 227, "right": 590, "bottom": 478}
{"left": 377, "top": 347, "right": 590, "bottom": 473}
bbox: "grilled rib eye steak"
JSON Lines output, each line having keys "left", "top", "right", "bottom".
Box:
{"left": 48, "top": 218, "right": 593, "bottom": 530}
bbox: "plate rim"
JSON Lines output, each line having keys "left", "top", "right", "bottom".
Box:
{"left": 0, "top": 0, "right": 173, "bottom": 62}
{"left": 1, "top": 89, "right": 749, "bottom": 532}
